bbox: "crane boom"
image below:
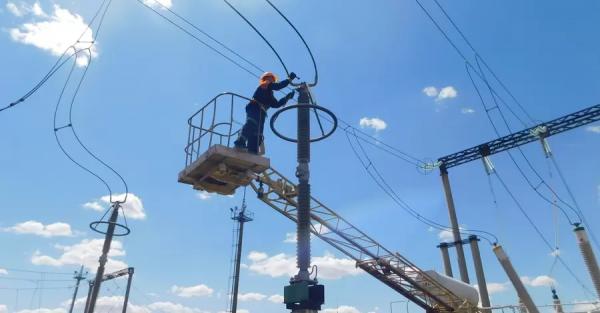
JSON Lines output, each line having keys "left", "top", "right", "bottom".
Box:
{"left": 251, "top": 167, "right": 478, "bottom": 313}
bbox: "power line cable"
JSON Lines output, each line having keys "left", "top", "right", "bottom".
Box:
{"left": 549, "top": 154, "right": 600, "bottom": 253}
{"left": 2, "top": 0, "right": 113, "bottom": 113}
{"left": 141, "top": 0, "right": 266, "bottom": 74}
{"left": 466, "top": 62, "right": 582, "bottom": 225}
{"left": 135, "top": 0, "right": 260, "bottom": 79}
{"left": 52, "top": 0, "right": 130, "bottom": 205}
{"left": 0, "top": 268, "right": 73, "bottom": 275}
{"left": 223, "top": 0, "right": 290, "bottom": 77}
{"left": 346, "top": 126, "right": 498, "bottom": 245}
{"left": 414, "top": 0, "right": 533, "bottom": 128}
{"left": 491, "top": 169, "right": 595, "bottom": 298}
{"left": 428, "top": 0, "right": 535, "bottom": 123}
{"left": 265, "top": 0, "right": 318, "bottom": 86}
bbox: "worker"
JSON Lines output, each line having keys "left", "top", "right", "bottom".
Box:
{"left": 234, "top": 71, "right": 297, "bottom": 154}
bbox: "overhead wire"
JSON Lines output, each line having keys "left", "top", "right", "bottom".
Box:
{"left": 419, "top": 0, "right": 593, "bottom": 233}
{"left": 265, "top": 0, "right": 318, "bottom": 86}
{"left": 491, "top": 169, "right": 596, "bottom": 298}
{"left": 2, "top": 0, "right": 112, "bottom": 113}
{"left": 417, "top": 1, "right": 597, "bottom": 296}
{"left": 135, "top": 0, "right": 261, "bottom": 79}
{"left": 345, "top": 126, "right": 498, "bottom": 245}
{"left": 414, "top": 0, "right": 532, "bottom": 128}
{"left": 428, "top": 0, "right": 535, "bottom": 123}
{"left": 52, "top": 0, "right": 130, "bottom": 205}
{"left": 223, "top": 0, "right": 290, "bottom": 77}
{"left": 466, "top": 63, "right": 581, "bottom": 225}
{"left": 135, "top": 0, "right": 427, "bottom": 169}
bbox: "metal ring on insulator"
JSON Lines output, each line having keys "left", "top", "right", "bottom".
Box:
{"left": 270, "top": 104, "right": 337, "bottom": 143}
{"left": 89, "top": 221, "right": 131, "bottom": 236}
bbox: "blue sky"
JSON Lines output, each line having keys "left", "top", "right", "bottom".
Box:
{"left": 0, "top": 1, "right": 599, "bottom": 313}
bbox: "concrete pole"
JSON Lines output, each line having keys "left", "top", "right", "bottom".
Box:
{"left": 87, "top": 205, "right": 120, "bottom": 313}
{"left": 68, "top": 265, "right": 85, "bottom": 313}
{"left": 574, "top": 225, "right": 600, "bottom": 298}
{"left": 122, "top": 268, "right": 134, "bottom": 313}
{"left": 440, "top": 168, "right": 470, "bottom": 283}
{"left": 438, "top": 243, "right": 453, "bottom": 277}
{"left": 84, "top": 281, "right": 93, "bottom": 313}
{"left": 492, "top": 244, "right": 539, "bottom": 313}
{"left": 469, "top": 236, "right": 491, "bottom": 312}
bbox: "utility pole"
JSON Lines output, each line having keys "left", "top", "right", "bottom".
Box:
{"left": 440, "top": 167, "right": 470, "bottom": 284}
{"left": 87, "top": 203, "right": 127, "bottom": 313}
{"left": 68, "top": 265, "right": 87, "bottom": 313}
{"left": 469, "top": 236, "right": 491, "bottom": 313}
{"left": 437, "top": 242, "right": 453, "bottom": 277}
{"left": 229, "top": 202, "right": 253, "bottom": 313}
{"left": 122, "top": 267, "right": 134, "bottom": 313}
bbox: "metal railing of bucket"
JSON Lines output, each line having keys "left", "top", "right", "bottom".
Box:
{"left": 184, "top": 92, "right": 254, "bottom": 168}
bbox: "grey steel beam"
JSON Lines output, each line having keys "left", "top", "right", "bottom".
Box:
{"left": 438, "top": 104, "right": 600, "bottom": 170}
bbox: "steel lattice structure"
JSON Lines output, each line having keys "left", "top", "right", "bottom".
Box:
{"left": 251, "top": 168, "right": 478, "bottom": 313}
{"left": 438, "top": 104, "right": 600, "bottom": 170}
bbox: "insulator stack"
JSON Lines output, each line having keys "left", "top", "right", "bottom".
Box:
{"left": 551, "top": 288, "right": 564, "bottom": 313}
{"left": 574, "top": 225, "right": 600, "bottom": 298}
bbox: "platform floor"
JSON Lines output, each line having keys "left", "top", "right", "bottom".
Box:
{"left": 178, "top": 145, "right": 270, "bottom": 195}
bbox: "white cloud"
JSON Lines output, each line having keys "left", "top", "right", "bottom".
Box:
{"left": 268, "top": 294, "right": 284, "bottom": 303}
{"left": 423, "top": 86, "right": 458, "bottom": 101}
{"left": 0, "top": 305, "right": 6, "bottom": 313}
{"left": 83, "top": 201, "right": 105, "bottom": 212}
{"left": 422, "top": 86, "right": 438, "bottom": 97}
{"left": 147, "top": 302, "right": 209, "bottom": 313}
{"left": 571, "top": 301, "right": 600, "bottom": 313}
{"left": 586, "top": 126, "right": 600, "bottom": 134}
{"left": 238, "top": 292, "right": 266, "bottom": 301}
{"left": 171, "top": 284, "right": 214, "bottom": 298}
{"left": 359, "top": 117, "right": 387, "bottom": 132}
{"left": 246, "top": 251, "right": 362, "bottom": 280}
{"left": 19, "top": 298, "right": 210, "bottom": 313}
{"left": 197, "top": 191, "right": 213, "bottom": 200}
{"left": 474, "top": 282, "right": 508, "bottom": 295}
{"left": 71, "top": 296, "right": 149, "bottom": 313}
{"left": 284, "top": 232, "right": 296, "bottom": 243}
{"left": 461, "top": 108, "right": 475, "bottom": 114}
{"left": 323, "top": 306, "right": 361, "bottom": 313}
{"left": 100, "top": 193, "right": 147, "bottom": 220}
{"left": 143, "top": 0, "right": 173, "bottom": 9}
{"left": 0, "top": 268, "right": 7, "bottom": 275}
{"left": 14, "top": 309, "right": 67, "bottom": 313}
{"left": 437, "top": 86, "right": 458, "bottom": 101}
{"left": 4, "top": 221, "right": 72, "bottom": 237}
{"left": 31, "top": 238, "right": 127, "bottom": 273}
{"left": 438, "top": 229, "right": 453, "bottom": 242}
{"left": 31, "top": 2, "right": 44, "bottom": 16}
{"left": 521, "top": 275, "right": 556, "bottom": 287}
{"left": 9, "top": 4, "right": 97, "bottom": 66}
{"left": 6, "top": 2, "right": 23, "bottom": 16}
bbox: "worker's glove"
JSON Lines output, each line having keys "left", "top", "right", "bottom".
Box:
{"left": 286, "top": 91, "right": 295, "bottom": 100}
{"left": 288, "top": 72, "right": 297, "bottom": 80}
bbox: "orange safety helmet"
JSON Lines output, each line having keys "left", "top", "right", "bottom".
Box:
{"left": 259, "top": 72, "right": 278, "bottom": 88}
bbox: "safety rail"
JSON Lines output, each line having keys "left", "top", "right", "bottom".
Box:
{"left": 184, "top": 92, "right": 254, "bottom": 168}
